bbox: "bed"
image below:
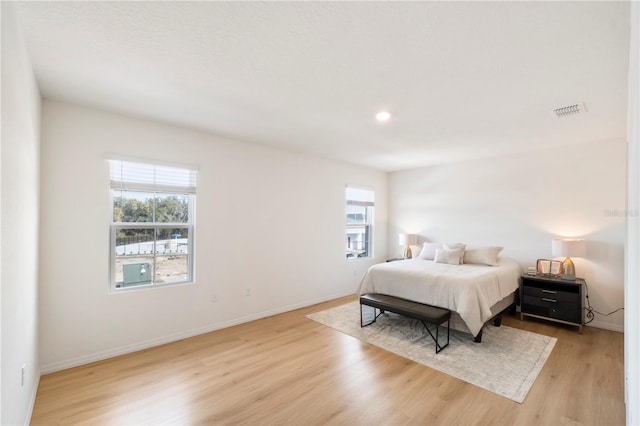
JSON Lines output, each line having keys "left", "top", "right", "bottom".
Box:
{"left": 356, "top": 256, "right": 522, "bottom": 341}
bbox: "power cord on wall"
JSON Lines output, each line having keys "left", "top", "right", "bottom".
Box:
{"left": 583, "top": 281, "right": 624, "bottom": 325}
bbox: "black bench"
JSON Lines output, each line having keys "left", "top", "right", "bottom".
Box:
{"left": 360, "top": 293, "right": 451, "bottom": 353}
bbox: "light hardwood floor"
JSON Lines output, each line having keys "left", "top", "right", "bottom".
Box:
{"left": 31, "top": 296, "right": 625, "bottom": 425}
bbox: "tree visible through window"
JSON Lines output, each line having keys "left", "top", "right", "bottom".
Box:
{"left": 109, "top": 160, "right": 196, "bottom": 290}
{"left": 346, "top": 186, "right": 374, "bottom": 259}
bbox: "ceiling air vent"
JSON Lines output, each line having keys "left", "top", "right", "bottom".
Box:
{"left": 552, "top": 102, "right": 586, "bottom": 118}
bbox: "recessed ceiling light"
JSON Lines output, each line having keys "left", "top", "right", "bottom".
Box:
{"left": 375, "top": 111, "right": 391, "bottom": 122}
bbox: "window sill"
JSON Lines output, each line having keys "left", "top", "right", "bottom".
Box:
{"left": 109, "top": 280, "right": 195, "bottom": 294}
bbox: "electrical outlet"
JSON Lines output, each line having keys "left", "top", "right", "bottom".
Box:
{"left": 21, "top": 363, "right": 26, "bottom": 387}
{"left": 210, "top": 294, "right": 218, "bottom": 303}
{"left": 245, "top": 288, "right": 251, "bottom": 296}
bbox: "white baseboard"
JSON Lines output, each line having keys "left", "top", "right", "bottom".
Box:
{"left": 24, "top": 373, "right": 40, "bottom": 426}
{"left": 515, "top": 305, "right": 624, "bottom": 333}
{"left": 586, "top": 320, "right": 624, "bottom": 333}
{"left": 40, "top": 291, "right": 354, "bottom": 375}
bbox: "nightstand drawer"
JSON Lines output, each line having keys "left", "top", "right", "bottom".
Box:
{"left": 522, "top": 285, "right": 579, "bottom": 303}
{"left": 522, "top": 295, "right": 582, "bottom": 323}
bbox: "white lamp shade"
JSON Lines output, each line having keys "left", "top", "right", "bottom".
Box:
{"left": 399, "top": 234, "right": 417, "bottom": 246}
{"left": 552, "top": 238, "right": 586, "bottom": 258}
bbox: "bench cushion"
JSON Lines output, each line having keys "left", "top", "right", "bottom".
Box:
{"left": 360, "top": 293, "right": 450, "bottom": 324}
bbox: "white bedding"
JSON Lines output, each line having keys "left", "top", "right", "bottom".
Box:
{"left": 356, "top": 257, "right": 522, "bottom": 336}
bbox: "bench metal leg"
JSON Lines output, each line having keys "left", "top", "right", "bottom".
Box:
{"left": 420, "top": 318, "right": 450, "bottom": 353}
{"left": 360, "top": 303, "right": 383, "bottom": 327}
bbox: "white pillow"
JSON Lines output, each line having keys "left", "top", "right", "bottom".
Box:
{"left": 434, "top": 247, "right": 463, "bottom": 265}
{"left": 416, "top": 242, "right": 442, "bottom": 260}
{"left": 444, "top": 243, "right": 466, "bottom": 263}
{"left": 463, "top": 246, "right": 504, "bottom": 266}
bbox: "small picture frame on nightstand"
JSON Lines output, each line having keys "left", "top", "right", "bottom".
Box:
{"left": 536, "top": 259, "right": 563, "bottom": 276}
{"left": 536, "top": 259, "right": 550, "bottom": 274}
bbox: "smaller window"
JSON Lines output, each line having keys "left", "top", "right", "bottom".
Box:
{"left": 109, "top": 160, "right": 197, "bottom": 291}
{"left": 346, "top": 186, "right": 374, "bottom": 259}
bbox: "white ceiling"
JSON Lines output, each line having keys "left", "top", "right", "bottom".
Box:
{"left": 14, "top": 1, "right": 630, "bottom": 171}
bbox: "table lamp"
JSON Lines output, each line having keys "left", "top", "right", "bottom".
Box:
{"left": 399, "top": 234, "right": 417, "bottom": 259}
{"left": 551, "top": 238, "right": 586, "bottom": 280}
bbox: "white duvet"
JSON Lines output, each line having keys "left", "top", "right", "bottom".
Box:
{"left": 356, "top": 257, "right": 522, "bottom": 336}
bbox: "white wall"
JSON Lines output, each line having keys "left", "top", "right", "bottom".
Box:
{"left": 1, "top": 3, "right": 42, "bottom": 424}
{"left": 39, "top": 101, "right": 387, "bottom": 372}
{"left": 389, "top": 139, "right": 626, "bottom": 332}
{"left": 625, "top": 1, "right": 639, "bottom": 423}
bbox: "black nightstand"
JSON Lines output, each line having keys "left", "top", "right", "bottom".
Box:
{"left": 520, "top": 274, "right": 585, "bottom": 333}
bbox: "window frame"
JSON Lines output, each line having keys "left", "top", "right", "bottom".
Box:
{"left": 108, "top": 159, "right": 196, "bottom": 292}
{"left": 345, "top": 186, "right": 374, "bottom": 260}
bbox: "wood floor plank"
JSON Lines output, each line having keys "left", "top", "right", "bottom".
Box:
{"left": 31, "top": 296, "right": 625, "bottom": 425}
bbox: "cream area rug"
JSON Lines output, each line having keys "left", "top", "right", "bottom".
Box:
{"left": 306, "top": 302, "right": 556, "bottom": 403}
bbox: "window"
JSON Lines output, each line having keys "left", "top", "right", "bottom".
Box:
{"left": 346, "top": 186, "right": 374, "bottom": 259}
{"left": 109, "top": 159, "right": 196, "bottom": 291}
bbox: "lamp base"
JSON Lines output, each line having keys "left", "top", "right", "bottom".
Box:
{"left": 403, "top": 245, "right": 413, "bottom": 259}
{"left": 561, "top": 257, "right": 576, "bottom": 280}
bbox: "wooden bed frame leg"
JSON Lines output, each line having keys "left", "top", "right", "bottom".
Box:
{"left": 475, "top": 303, "right": 513, "bottom": 342}
{"left": 493, "top": 314, "right": 503, "bottom": 327}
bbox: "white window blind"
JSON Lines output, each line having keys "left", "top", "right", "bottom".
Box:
{"left": 346, "top": 186, "right": 374, "bottom": 207}
{"left": 109, "top": 160, "right": 197, "bottom": 194}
